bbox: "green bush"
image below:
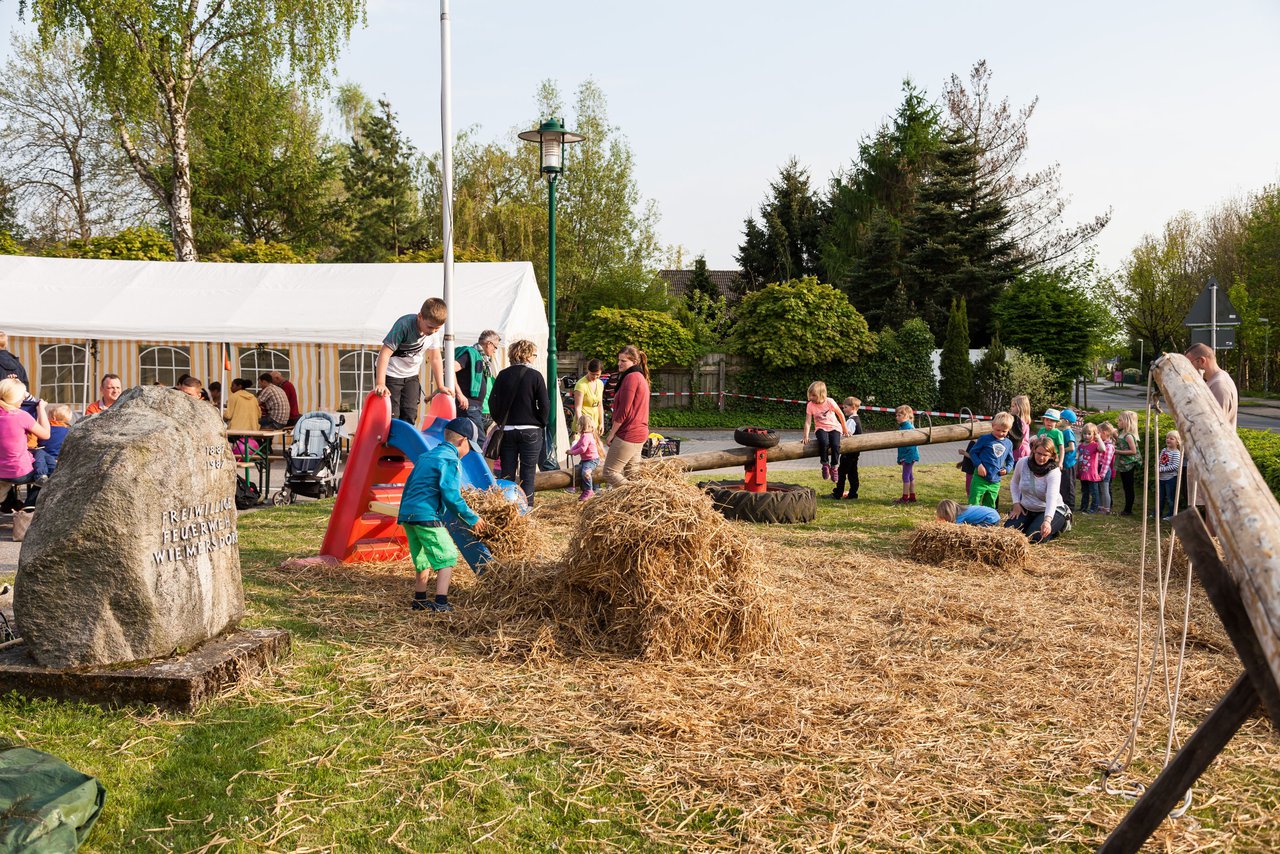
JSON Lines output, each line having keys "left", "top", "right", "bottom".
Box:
{"left": 568, "top": 307, "right": 696, "bottom": 374}
{"left": 1123, "top": 368, "right": 1141, "bottom": 384}
{"left": 42, "top": 226, "right": 173, "bottom": 260}
{"left": 207, "top": 239, "right": 312, "bottom": 263}
{"left": 728, "top": 317, "right": 936, "bottom": 431}
{"left": 0, "top": 231, "right": 20, "bottom": 255}
{"left": 731, "top": 276, "right": 873, "bottom": 369}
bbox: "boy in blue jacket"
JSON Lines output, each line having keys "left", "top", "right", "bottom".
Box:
{"left": 1059, "top": 408, "right": 1079, "bottom": 508}
{"left": 967, "top": 411, "right": 1014, "bottom": 509}
{"left": 397, "top": 418, "right": 488, "bottom": 612}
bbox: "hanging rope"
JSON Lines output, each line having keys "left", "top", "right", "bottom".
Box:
{"left": 1096, "top": 366, "right": 1196, "bottom": 819}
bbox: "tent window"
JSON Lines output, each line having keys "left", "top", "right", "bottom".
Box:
{"left": 139, "top": 345, "right": 191, "bottom": 387}
{"left": 240, "top": 347, "right": 290, "bottom": 379}
{"left": 37, "top": 344, "right": 89, "bottom": 408}
{"left": 337, "top": 349, "right": 378, "bottom": 411}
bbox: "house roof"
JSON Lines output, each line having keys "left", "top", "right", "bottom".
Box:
{"left": 660, "top": 269, "right": 742, "bottom": 299}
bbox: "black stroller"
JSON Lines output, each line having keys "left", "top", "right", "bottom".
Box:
{"left": 273, "top": 412, "right": 345, "bottom": 505}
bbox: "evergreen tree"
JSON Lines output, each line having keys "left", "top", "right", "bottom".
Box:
{"left": 686, "top": 255, "right": 719, "bottom": 301}
{"left": 341, "top": 100, "right": 423, "bottom": 262}
{"left": 972, "top": 329, "right": 1010, "bottom": 414}
{"left": 735, "top": 158, "right": 824, "bottom": 291}
{"left": 902, "top": 126, "right": 1017, "bottom": 342}
{"left": 821, "top": 81, "right": 943, "bottom": 314}
{"left": 938, "top": 298, "right": 973, "bottom": 410}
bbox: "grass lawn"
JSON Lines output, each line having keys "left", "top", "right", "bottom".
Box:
{"left": 2, "top": 463, "right": 1277, "bottom": 852}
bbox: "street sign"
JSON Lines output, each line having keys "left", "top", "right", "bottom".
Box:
{"left": 1190, "top": 326, "right": 1236, "bottom": 349}
{"left": 1184, "top": 276, "right": 1240, "bottom": 328}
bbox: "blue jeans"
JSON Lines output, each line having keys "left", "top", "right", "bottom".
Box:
{"left": 1080, "top": 480, "right": 1100, "bottom": 513}
{"left": 815, "top": 429, "right": 841, "bottom": 467}
{"left": 32, "top": 448, "right": 56, "bottom": 478}
{"left": 1159, "top": 478, "right": 1177, "bottom": 518}
{"left": 1099, "top": 473, "right": 1114, "bottom": 512}
{"left": 577, "top": 458, "right": 599, "bottom": 493}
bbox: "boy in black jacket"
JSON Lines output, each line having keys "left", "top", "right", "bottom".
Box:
{"left": 833, "top": 397, "right": 863, "bottom": 499}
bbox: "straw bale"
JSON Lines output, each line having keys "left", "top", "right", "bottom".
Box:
{"left": 457, "top": 462, "right": 783, "bottom": 661}
{"left": 907, "top": 520, "right": 1031, "bottom": 571}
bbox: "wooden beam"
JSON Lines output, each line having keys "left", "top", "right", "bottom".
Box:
{"left": 1152, "top": 353, "right": 1280, "bottom": 709}
{"left": 533, "top": 420, "right": 992, "bottom": 492}
{"left": 1097, "top": 673, "right": 1258, "bottom": 854}
{"left": 1173, "top": 509, "right": 1280, "bottom": 727}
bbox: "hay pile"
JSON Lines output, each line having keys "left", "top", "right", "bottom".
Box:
{"left": 459, "top": 464, "right": 783, "bottom": 661}
{"left": 908, "top": 520, "right": 1031, "bottom": 571}
{"left": 461, "top": 487, "right": 542, "bottom": 561}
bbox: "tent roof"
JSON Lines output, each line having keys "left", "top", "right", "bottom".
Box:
{"left": 0, "top": 256, "right": 547, "bottom": 346}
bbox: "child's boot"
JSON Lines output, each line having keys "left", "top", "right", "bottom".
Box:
{"left": 579, "top": 489, "right": 594, "bottom": 501}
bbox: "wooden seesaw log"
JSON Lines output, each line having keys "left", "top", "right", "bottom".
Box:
{"left": 533, "top": 419, "right": 992, "bottom": 492}
{"left": 1099, "top": 352, "right": 1280, "bottom": 854}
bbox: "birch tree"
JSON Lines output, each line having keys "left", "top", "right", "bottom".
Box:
{"left": 19, "top": 0, "right": 365, "bottom": 260}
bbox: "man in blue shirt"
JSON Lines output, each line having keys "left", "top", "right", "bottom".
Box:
{"left": 397, "top": 418, "right": 488, "bottom": 612}
{"left": 966, "top": 412, "right": 1014, "bottom": 509}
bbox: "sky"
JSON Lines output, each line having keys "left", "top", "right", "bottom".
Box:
{"left": 3, "top": 0, "right": 1279, "bottom": 274}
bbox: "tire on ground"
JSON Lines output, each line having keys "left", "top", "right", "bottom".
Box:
{"left": 698, "top": 480, "right": 816, "bottom": 524}
{"left": 733, "top": 427, "right": 779, "bottom": 449}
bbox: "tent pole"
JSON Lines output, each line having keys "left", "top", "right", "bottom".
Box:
{"left": 439, "top": 0, "right": 456, "bottom": 395}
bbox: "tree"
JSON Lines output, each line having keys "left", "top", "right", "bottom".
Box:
{"left": 938, "top": 298, "right": 973, "bottom": 410}
{"left": 21, "top": 0, "right": 365, "bottom": 260}
{"left": 189, "top": 61, "right": 336, "bottom": 255}
{"left": 901, "top": 127, "right": 1017, "bottom": 341}
{"left": 944, "top": 60, "right": 1110, "bottom": 268}
{"left": 0, "top": 33, "right": 150, "bottom": 244}
{"left": 685, "top": 255, "right": 719, "bottom": 301}
{"left": 821, "top": 80, "right": 943, "bottom": 315}
{"left": 341, "top": 100, "right": 424, "bottom": 262}
{"left": 731, "top": 277, "right": 874, "bottom": 369}
{"left": 1112, "top": 212, "right": 1204, "bottom": 356}
{"left": 41, "top": 224, "right": 172, "bottom": 259}
{"left": 995, "top": 266, "right": 1105, "bottom": 392}
{"left": 567, "top": 307, "right": 695, "bottom": 371}
{"left": 735, "top": 158, "right": 825, "bottom": 292}
{"left": 972, "top": 330, "right": 1009, "bottom": 415}
{"left": 1240, "top": 187, "right": 1280, "bottom": 388}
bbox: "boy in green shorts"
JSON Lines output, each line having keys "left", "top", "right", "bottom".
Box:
{"left": 397, "top": 417, "right": 488, "bottom": 612}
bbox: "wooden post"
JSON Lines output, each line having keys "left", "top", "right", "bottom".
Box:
{"left": 533, "top": 420, "right": 991, "bottom": 492}
{"left": 1151, "top": 353, "right": 1280, "bottom": 703}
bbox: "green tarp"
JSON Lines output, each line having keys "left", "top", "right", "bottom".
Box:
{"left": 0, "top": 748, "right": 105, "bottom": 853}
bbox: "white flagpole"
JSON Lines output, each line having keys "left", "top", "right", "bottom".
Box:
{"left": 440, "top": 0, "right": 456, "bottom": 396}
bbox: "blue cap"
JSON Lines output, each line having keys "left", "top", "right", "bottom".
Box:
{"left": 444, "top": 417, "right": 480, "bottom": 443}
{"left": 1061, "top": 409, "right": 1077, "bottom": 424}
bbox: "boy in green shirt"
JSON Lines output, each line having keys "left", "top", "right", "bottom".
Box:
{"left": 1036, "top": 408, "right": 1064, "bottom": 465}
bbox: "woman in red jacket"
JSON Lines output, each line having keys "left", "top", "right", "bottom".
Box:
{"left": 602, "top": 345, "right": 650, "bottom": 486}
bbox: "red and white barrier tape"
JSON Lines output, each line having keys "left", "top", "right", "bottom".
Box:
{"left": 646, "top": 390, "right": 992, "bottom": 420}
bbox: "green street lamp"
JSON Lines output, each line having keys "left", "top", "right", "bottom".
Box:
{"left": 519, "top": 118, "right": 584, "bottom": 463}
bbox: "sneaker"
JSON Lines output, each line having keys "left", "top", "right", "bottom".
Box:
{"left": 830, "top": 490, "right": 844, "bottom": 500}
{"left": 1161, "top": 515, "right": 1173, "bottom": 522}
{"left": 579, "top": 489, "right": 594, "bottom": 502}
{"left": 891, "top": 496, "right": 910, "bottom": 505}
{"left": 433, "top": 600, "right": 455, "bottom": 612}
{"left": 821, "top": 464, "right": 831, "bottom": 481}
{"left": 411, "top": 599, "right": 453, "bottom": 612}
{"left": 35, "top": 474, "right": 49, "bottom": 486}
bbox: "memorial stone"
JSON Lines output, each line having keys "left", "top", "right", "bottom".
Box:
{"left": 14, "top": 385, "right": 244, "bottom": 668}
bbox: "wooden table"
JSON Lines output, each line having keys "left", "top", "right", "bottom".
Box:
{"left": 225, "top": 428, "right": 289, "bottom": 504}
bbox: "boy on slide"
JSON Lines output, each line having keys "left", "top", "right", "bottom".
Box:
{"left": 397, "top": 417, "right": 488, "bottom": 612}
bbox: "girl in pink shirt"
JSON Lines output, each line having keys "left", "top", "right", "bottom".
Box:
{"left": 802, "top": 381, "right": 849, "bottom": 482}
{"left": 0, "top": 379, "right": 51, "bottom": 492}
{"left": 1077, "top": 422, "right": 1104, "bottom": 513}
{"left": 566, "top": 413, "right": 604, "bottom": 501}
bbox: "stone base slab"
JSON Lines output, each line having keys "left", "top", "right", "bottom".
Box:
{"left": 0, "top": 628, "right": 290, "bottom": 711}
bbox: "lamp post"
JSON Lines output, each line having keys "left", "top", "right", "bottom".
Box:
{"left": 519, "top": 118, "right": 584, "bottom": 462}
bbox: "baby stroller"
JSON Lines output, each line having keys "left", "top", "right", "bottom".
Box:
{"left": 273, "top": 412, "right": 345, "bottom": 505}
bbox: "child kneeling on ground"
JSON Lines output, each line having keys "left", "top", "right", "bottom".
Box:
{"left": 936, "top": 498, "right": 1000, "bottom": 527}
{"left": 397, "top": 417, "right": 488, "bottom": 612}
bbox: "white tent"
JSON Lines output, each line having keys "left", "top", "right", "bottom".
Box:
{"left": 0, "top": 255, "right": 568, "bottom": 451}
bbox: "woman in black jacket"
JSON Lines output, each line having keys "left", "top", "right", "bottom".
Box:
{"left": 485, "top": 339, "right": 549, "bottom": 504}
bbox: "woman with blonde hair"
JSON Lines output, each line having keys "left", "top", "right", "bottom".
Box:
{"left": 486, "top": 339, "right": 549, "bottom": 504}
{"left": 1004, "top": 435, "right": 1069, "bottom": 543}
{"left": 0, "top": 379, "right": 51, "bottom": 504}
{"left": 602, "top": 344, "right": 651, "bottom": 486}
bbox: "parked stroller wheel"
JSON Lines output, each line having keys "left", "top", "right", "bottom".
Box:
{"left": 272, "top": 489, "right": 290, "bottom": 507}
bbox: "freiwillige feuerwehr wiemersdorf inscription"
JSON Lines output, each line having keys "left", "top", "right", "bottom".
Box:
{"left": 154, "top": 496, "right": 239, "bottom": 564}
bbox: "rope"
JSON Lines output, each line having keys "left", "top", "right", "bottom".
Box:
{"left": 1096, "top": 365, "right": 1196, "bottom": 818}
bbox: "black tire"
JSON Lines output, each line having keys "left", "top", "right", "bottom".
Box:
{"left": 698, "top": 480, "right": 816, "bottom": 524}
{"left": 734, "top": 426, "right": 779, "bottom": 449}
